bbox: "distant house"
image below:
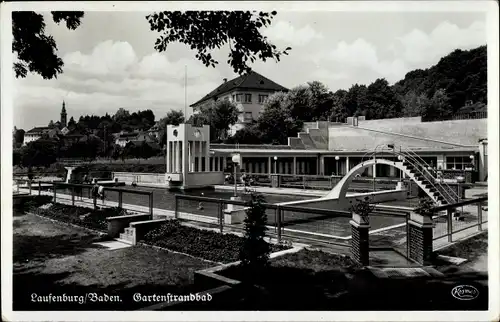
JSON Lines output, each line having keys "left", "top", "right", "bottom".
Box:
{"left": 22, "top": 101, "right": 70, "bottom": 145}
{"left": 147, "top": 122, "right": 160, "bottom": 139}
{"left": 23, "top": 127, "right": 60, "bottom": 145}
{"left": 115, "top": 131, "right": 154, "bottom": 148}
{"left": 60, "top": 129, "right": 85, "bottom": 146}
{"left": 189, "top": 70, "right": 288, "bottom": 136}
{"left": 60, "top": 127, "right": 71, "bottom": 136}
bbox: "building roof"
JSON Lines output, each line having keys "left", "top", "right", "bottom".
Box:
{"left": 210, "top": 146, "right": 477, "bottom": 156}
{"left": 26, "top": 127, "right": 51, "bottom": 134}
{"left": 190, "top": 70, "right": 288, "bottom": 107}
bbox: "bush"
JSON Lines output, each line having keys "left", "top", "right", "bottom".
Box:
{"left": 143, "top": 219, "right": 288, "bottom": 263}
{"left": 239, "top": 193, "right": 272, "bottom": 276}
{"left": 38, "top": 204, "right": 124, "bottom": 232}
{"left": 14, "top": 195, "right": 53, "bottom": 212}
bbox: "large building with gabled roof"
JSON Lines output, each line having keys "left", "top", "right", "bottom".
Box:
{"left": 190, "top": 70, "right": 288, "bottom": 135}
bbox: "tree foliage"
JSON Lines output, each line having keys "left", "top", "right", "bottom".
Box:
{"left": 393, "top": 46, "right": 487, "bottom": 114}
{"left": 146, "top": 11, "right": 291, "bottom": 75}
{"left": 13, "top": 127, "right": 25, "bottom": 148}
{"left": 157, "top": 109, "right": 185, "bottom": 146}
{"left": 19, "top": 139, "right": 59, "bottom": 168}
{"left": 12, "top": 11, "right": 84, "bottom": 79}
{"left": 13, "top": 10, "right": 292, "bottom": 79}
{"left": 256, "top": 92, "right": 302, "bottom": 145}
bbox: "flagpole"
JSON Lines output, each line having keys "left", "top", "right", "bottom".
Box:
{"left": 184, "top": 65, "right": 187, "bottom": 118}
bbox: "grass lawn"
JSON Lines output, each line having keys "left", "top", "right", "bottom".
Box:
{"left": 215, "top": 248, "right": 488, "bottom": 311}
{"left": 13, "top": 212, "right": 212, "bottom": 310}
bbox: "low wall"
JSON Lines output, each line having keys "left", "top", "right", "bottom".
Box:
{"left": 106, "top": 213, "right": 152, "bottom": 238}
{"left": 278, "top": 189, "right": 408, "bottom": 211}
{"left": 130, "top": 219, "right": 168, "bottom": 244}
{"left": 112, "top": 172, "right": 165, "bottom": 185}
{"left": 184, "top": 172, "right": 225, "bottom": 188}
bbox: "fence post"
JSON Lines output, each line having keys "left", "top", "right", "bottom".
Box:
{"left": 72, "top": 186, "right": 75, "bottom": 206}
{"left": 38, "top": 181, "right": 41, "bottom": 196}
{"left": 447, "top": 208, "right": 453, "bottom": 242}
{"left": 93, "top": 191, "right": 97, "bottom": 209}
{"left": 276, "top": 206, "right": 282, "bottom": 243}
{"left": 477, "top": 201, "right": 483, "bottom": 231}
{"left": 17, "top": 180, "right": 20, "bottom": 193}
{"left": 218, "top": 199, "right": 224, "bottom": 233}
{"left": 174, "top": 195, "right": 179, "bottom": 219}
{"left": 118, "top": 191, "right": 123, "bottom": 209}
{"left": 149, "top": 192, "right": 154, "bottom": 217}
{"left": 53, "top": 183, "right": 57, "bottom": 203}
{"left": 406, "top": 214, "right": 410, "bottom": 257}
{"left": 29, "top": 180, "right": 32, "bottom": 195}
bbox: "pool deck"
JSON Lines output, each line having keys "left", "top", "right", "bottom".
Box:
{"left": 131, "top": 182, "right": 329, "bottom": 197}
{"left": 213, "top": 185, "right": 328, "bottom": 197}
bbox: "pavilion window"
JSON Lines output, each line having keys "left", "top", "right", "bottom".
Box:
{"left": 445, "top": 156, "right": 469, "bottom": 170}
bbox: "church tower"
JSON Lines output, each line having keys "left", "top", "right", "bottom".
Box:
{"left": 60, "top": 101, "right": 67, "bottom": 127}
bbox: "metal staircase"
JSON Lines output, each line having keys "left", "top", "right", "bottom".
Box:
{"left": 398, "top": 148, "right": 460, "bottom": 206}
{"left": 363, "top": 146, "right": 461, "bottom": 206}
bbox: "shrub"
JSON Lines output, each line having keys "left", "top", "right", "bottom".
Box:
{"left": 414, "top": 198, "right": 436, "bottom": 217}
{"left": 14, "top": 195, "right": 53, "bottom": 212}
{"left": 239, "top": 193, "right": 271, "bottom": 276}
{"left": 37, "top": 204, "right": 124, "bottom": 232}
{"left": 349, "top": 196, "right": 376, "bottom": 223}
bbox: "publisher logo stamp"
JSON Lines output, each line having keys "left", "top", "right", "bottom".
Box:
{"left": 451, "top": 285, "right": 479, "bottom": 300}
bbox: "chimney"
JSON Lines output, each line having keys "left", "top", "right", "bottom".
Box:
{"left": 223, "top": 78, "right": 227, "bottom": 83}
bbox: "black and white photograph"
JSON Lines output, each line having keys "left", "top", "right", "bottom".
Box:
{"left": 1, "top": 1, "right": 498, "bottom": 321}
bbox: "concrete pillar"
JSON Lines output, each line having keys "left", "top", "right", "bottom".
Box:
{"left": 389, "top": 165, "right": 396, "bottom": 177}
{"left": 346, "top": 156, "right": 350, "bottom": 173}
{"left": 197, "top": 141, "right": 202, "bottom": 172}
{"left": 293, "top": 157, "right": 297, "bottom": 175}
{"left": 187, "top": 141, "right": 192, "bottom": 172}
{"left": 279, "top": 161, "right": 283, "bottom": 174}
{"left": 204, "top": 143, "right": 209, "bottom": 172}
{"left": 166, "top": 142, "right": 171, "bottom": 173}
{"left": 319, "top": 156, "right": 325, "bottom": 175}
{"left": 350, "top": 212, "right": 370, "bottom": 266}
{"left": 248, "top": 161, "right": 253, "bottom": 174}
{"left": 437, "top": 154, "right": 445, "bottom": 170}
{"left": 268, "top": 157, "right": 272, "bottom": 175}
{"left": 408, "top": 212, "right": 434, "bottom": 265}
{"left": 172, "top": 142, "right": 176, "bottom": 172}
{"left": 176, "top": 141, "right": 181, "bottom": 173}
{"left": 372, "top": 164, "right": 377, "bottom": 178}
{"left": 223, "top": 157, "right": 227, "bottom": 172}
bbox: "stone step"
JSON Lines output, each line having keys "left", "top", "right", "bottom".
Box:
{"left": 119, "top": 233, "right": 134, "bottom": 243}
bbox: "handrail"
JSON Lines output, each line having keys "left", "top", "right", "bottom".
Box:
{"left": 38, "top": 181, "right": 153, "bottom": 195}
{"left": 433, "top": 196, "right": 488, "bottom": 212}
{"left": 398, "top": 150, "right": 457, "bottom": 204}
{"left": 395, "top": 152, "right": 452, "bottom": 204}
{"left": 401, "top": 148, "right": 460, "bottom": 202}
{"left": 174, "top": 194, "right": 352, "bottom": 216}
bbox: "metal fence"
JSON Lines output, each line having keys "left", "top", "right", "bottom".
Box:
{"left": 432, "top": 196, "right": 488, "bottom": 242}
{"left": 225, "top": 172, "right": 400, "bottom": 192}
{"left": 16, "top": 179, "right": 154, "bottom": 215}
{"left": 173, "top": 194, "right": 352, "bottom": 246}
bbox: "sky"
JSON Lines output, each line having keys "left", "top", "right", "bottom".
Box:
{"left": 12, "top": 9, "right": 487, "bottom": 130}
